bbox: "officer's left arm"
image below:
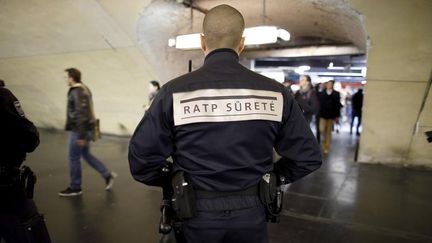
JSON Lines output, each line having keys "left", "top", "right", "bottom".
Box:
{"left": 274, "top": 90, "right": 322, "bottom": 183}
{"left": 128, "top": 87, "right": 174, "bottom": 187}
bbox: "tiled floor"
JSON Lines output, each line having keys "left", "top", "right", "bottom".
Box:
{"left": 15, "top": 129, "right": 432, "bottom": 243}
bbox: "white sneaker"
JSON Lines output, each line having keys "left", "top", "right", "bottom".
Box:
{"left": 105, "top": 172, "right": 117, "bottom": 190}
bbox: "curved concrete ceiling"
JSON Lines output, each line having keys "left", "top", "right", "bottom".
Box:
{"left": 0, "top": 0, "right": 151, "bottom": 58}
{"left": 0, "top": 0, "right": 367, "bottom": 82}
{"left": 195, "top": 0, "right": 367, "bottom": 49}
{"left": 136, "top": 0, "right": 367, "bottom": 82}
{"left": 0, "top": 0, "right": 367, "bottom": 78}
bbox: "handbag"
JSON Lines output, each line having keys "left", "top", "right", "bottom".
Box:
{"left": 92, "top": 118, "right": 101, "bottom": 142}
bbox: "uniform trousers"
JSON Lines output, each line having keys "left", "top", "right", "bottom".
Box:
{"left": 182, "top": 195, "right": 268, "bottom": 243}
{"left": 0, "top": 196, "right": 51, "bottom": 243}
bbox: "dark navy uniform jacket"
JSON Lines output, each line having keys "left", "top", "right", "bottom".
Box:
{"left": 129, "top": 49, "right": 322, "bottom": 192}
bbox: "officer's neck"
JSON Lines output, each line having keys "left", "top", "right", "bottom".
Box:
{"left": 204, "top": 48, "right": 240, "bottom": 64}
{"left": 204, "top": 47, "right": 240, "bottom": 57}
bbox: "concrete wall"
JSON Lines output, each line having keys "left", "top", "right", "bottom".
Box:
{"left": 0, "top": 0, "right": 156, "bottom": 136}
{"left": 350, "top": 0, "right": 432, "bottom": 165}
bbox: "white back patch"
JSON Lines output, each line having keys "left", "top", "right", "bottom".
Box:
{"left": 173, "top": 89, "right": 283, "bottom": 126}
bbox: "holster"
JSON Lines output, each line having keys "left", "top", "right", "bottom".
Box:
{"left": 20, "top": 166, "right": 37, "bottom": 199}
{"left": 258, "top": 172, "right": 284, "bottom": 223}
{"left": 159, "top": 164, "right": 188, "bottom": 243}
{"left": 171, "top": 171, "right": 196, "bottom": 220}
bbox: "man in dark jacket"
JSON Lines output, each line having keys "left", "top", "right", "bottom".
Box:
{"left": 0, "top": 81, "right": 51, "bottom": 243}
{"left": 318, "top": 81, "right": 342, "bottom": 154}
{"left": 294, "top": 75, "right": 319, "bottom": 125}
{"left": 58, "top": 68, "right": 116, "bottom": 196}
{"left": 350, "top": 89, "right": 363, "bottom": 135}
{"left": 129, "top": 5, "right": 322, "bottom": 243}
{"left": 282, "top": 79, "right": 294, "bottom": 96}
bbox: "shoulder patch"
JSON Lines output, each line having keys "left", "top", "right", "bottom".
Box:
{"left": 14, "top": 101, "right": 25, "bottom": 117}
{"left": 173, "top": 89, "right": 283, "bottom": 126}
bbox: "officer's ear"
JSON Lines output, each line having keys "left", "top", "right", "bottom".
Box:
{"left": 200, "top": 34, "right": 207, "bottom": 52}
{"left": 238, "top": 36, "right": 245, "bottom": 54}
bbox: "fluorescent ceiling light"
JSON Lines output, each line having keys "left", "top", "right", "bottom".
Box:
{"left": 168, "top": 26, "right": 290, "bottom": 49}
{"left": 168, "top": 38, "right": 176, "bottom": 47}
{"left": 327, "top": 67, "right": 346, "bottom": 70}
{"left": 361, "top": 67, "right": 367, "bottom": 77}
{"left": 278, "top": 29, "right": 291, "bottom": 41}
{"left": 244, "top": 26, "right": 290, "bottom": 44}
{"left": 173, "top": 33, "right": 202, "bottom": 50}
{"left": 259, "top": 71, "right": 285, "bottom": 82}
{"left": 327, "top": 63, "right": 366, "bottom": 71}
{"left": 298, "top": 65, "right": 311, "bottom": 71}
{"left": 243, "top": 26, "right": 278, "bottom": 45}
{"left": 328, "top": 66, "right": 365, "bottom": 71}
{"left": 294, "top": 65, "right": 311, "bottom": 74}
{"left": 313, "top": 72, "right": 364, "bottom": 77}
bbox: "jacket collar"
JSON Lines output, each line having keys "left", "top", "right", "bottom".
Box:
{"left": 204, "top": 48, "right": 239, "bottom": 65}
{"left": 71, "top": 83, "right": 83, "bottom": 88}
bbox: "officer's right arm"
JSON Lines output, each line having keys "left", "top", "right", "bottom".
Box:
{"left": 274, "top": 90, "right": 322, "bottom": 183}
{"left": 128, "top": 88, "right": 174, "bottom": 187}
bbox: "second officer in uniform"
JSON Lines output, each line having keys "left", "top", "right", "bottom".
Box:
{"left": 0, "top": 80, "right": 51, "bottom": 243}
{"left": 129, "top": 5, "right": 322, "bottom": 243}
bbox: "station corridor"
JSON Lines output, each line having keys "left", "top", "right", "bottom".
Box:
{"left": 1, "top": 1, "right": 431, "bottom": 243}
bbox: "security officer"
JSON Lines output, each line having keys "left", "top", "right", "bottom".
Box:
{"left": 129, "top": 5, "right": 322, "bottom": 243}
{"left": 0, "top": 80, "right": 51, "bottom": 242}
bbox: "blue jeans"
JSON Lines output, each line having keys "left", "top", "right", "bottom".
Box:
{"left": 68, "top": 131, "right": 109, "bottom": 190}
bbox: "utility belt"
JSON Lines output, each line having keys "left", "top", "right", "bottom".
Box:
{"left": 195, "top": 185, "right": 258, "bottom": 199}
{"left": 0, "top": 165, "right": 51, "bottom": 243}
{"left": 158, "top": 165, "right": 285, "bottom": 243}
{"left": 0, "top": 165, "right": 37, "bottom": 199}
{"left": 0, "top": 165, "right": 20, "bottom": 177}
{"left": 170, "top": 170, "right": 284, "bottom": 222}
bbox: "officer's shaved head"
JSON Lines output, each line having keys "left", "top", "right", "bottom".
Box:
{"left": 202, "top": 5, "right": 245, "bottom": 52}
